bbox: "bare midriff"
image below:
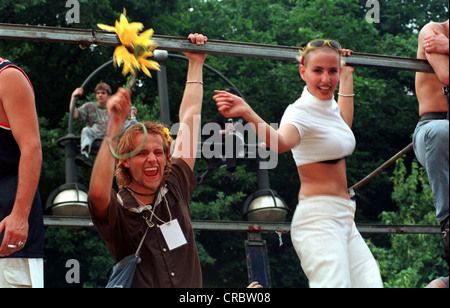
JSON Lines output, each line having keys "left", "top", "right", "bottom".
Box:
{"left": 297, "top": 158, "right": 350, "bottom": 200}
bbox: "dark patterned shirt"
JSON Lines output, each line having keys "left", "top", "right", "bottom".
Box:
{"left": 77, "top": 102, "right": 109, "bottom": 136}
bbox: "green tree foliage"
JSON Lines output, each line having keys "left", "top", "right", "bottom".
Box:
{"left": 0, "top": 0, "right": 447, "bottom": 287}
{"left": 44, "top": 227, "right": 113, "bottom": 288}
{"left": 370, "top": 158, "right": 446, "bottom": 288}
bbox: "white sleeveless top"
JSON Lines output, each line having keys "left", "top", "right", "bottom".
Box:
{"left": 280, "top": 86, "right": 356, "bottom": 166}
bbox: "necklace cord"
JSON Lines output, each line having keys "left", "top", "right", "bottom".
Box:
{"left": 127, "top": 186, "right": 157, "bottom": 197}
{"left": 131, "top": 188, "right": 172, "bottom": 226}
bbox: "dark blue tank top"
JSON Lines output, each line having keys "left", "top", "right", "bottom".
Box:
{"left": 0, "top": 59, "right": 44, "bottom": 258}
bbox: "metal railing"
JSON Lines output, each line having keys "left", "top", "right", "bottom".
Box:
{"left": 0, "top": 23, "right": 433, "bottom": 73}
{"left": 43, "top": 216, "right": 441, "bottom": 235}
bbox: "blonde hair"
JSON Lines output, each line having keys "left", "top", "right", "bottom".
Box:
{"left": 115, "top": 121, "right": 173, "bottom": 189}
{"left": 298, "top": 46, "right": 345, "bottom": 67}
{"left": 298, "top": 39, "right": 344, "bottom": 67}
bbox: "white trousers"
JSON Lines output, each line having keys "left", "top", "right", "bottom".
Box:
{"left": 0, "top": 258, "right": 44, "bottom": 288}
{"left": 291, "top": 195, "right": 383, "bottom": 288}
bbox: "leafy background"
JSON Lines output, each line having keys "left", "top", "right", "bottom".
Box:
{"left": 0, "top": 0, "right": 448, "bottom": 287}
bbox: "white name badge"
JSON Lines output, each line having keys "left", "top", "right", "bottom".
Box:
{"left": 160, "top": 219, "right": 187, "bottom": 250}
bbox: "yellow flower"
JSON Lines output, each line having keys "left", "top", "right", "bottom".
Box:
{"left": 163, "top": 127, "right": 172, "bottom": 142}
{"left": 97, "top": 9, "right": 160, "bottom": 77}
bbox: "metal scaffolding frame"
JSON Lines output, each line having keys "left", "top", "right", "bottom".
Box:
{"left": 2, "top": 22, "right": 443, "bottom": 287}
{"left": 3, "top": 22, "right": 441, "bottom": 237}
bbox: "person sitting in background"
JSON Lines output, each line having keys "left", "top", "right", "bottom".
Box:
{"left": 69, "top": 82, "right": 111, "bottom": 168}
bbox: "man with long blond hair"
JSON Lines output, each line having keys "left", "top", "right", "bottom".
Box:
{"left": 88, "top": 33, "right": 207, "bottom": 288}
{"left": 114, "top": 122, "right": 173, "bottom": 190}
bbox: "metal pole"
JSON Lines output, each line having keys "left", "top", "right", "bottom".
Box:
{"left": 0, "top": 23, "right": 434, "bottom": 73}
{"left": 349, "top": 143, "right": 413, "bottom": 191}
{"left": 245, "top": 231, "right": 271, "bottom": 288}
{"left": 256, "top": 150, "right": 271, "bottom": 190}
{"left": 157, "top": 64, "right": 171, "bottom": 126}
{"left": 60, "top": 135, "right": 79, "bottom": 183}
{"left": 43, "top": 216, "right": 442, "bottom": 234}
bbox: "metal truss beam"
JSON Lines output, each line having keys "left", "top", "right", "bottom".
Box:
{"left": 0, "top": 23, "right": 433, "bottom": 73}
{"left": 43, "top": 216, "right": 441, "bottom": 235}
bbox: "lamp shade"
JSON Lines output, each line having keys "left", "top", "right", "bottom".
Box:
{"left": 243, "top": 189, "right": 290, "bottom": 222}
{"left": 45, "top": 183, "right": 89, "bottom": 216}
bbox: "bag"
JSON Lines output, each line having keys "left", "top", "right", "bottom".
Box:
{"left": 105, "top": 227, "right": 149, "bottom": 288}
{"left": 106, "top": 253, "right": 141, "bottom": 288}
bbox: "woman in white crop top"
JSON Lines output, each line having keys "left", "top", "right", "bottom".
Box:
{"left": 213, "top": 40, "right": 382, "bottom": 288}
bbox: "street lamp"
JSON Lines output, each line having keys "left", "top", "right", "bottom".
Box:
{"left": 45, "top": 182, "right": 88, "bottom": 216}
{"left": 243, "top": 149, "right": 290, "bottom": 222}
{"left": 243, "top": 189, "right": 289, "bottom": 222}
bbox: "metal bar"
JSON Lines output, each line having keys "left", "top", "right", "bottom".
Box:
{"left": 346, "top": 52, "right": 433, "bottom": 73}
{"left": 0, "top": 23, "right": 433, "bottom": 73}
{"left": 246, "top": 238, "right": 271, "bottom": 288}
{"left": 44, "top": 216, "right": 95, "bottom": 228}
{"left": 350, "top": 143, "right": 414, "bottom": 191}
{"left": 43, "top": 216, "right": 441, "bottom": 234}
{"left": 193, "top": 220, "right": 290, "bottom": 232}
{"left": 356, "top": 224, "right": 441, "bottom": 235}
{"left": 0, "top": 23, "right": 95, "bottom": 45}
